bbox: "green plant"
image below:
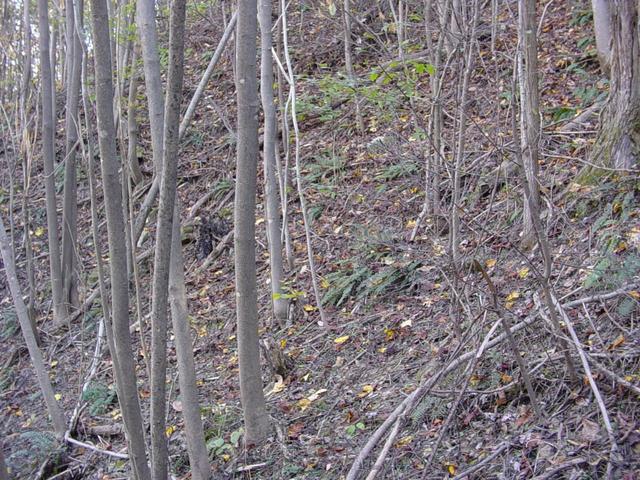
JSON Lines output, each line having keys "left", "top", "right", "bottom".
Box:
{"left": 82, "top": 382, "right": 117, "bottom": 415}
{"left": 375, "top": 162, "right": 418, "bottom": 182}
{"left": 345, "top": 421, "right": 365, "bottom": 437}
{"left": 1, "top": 307, "right": 18, "bottom": 340}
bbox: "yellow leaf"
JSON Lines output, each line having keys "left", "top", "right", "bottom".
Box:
{"left": 615, "top": 241, "right": 627, "bottom": 253}
{"left": 50, "top": 360, "right": 58, "bottom": 368}
{"left": 221, "top": 453, "right": 231, "bottom": 462}
{"left": 34, "top": 226, "right": 45, "bottom": 237}
{"left": 303, "top": 304, "right": 317, "bottom": 312}
{"left": 395, "top": 435, "right": 413, "bottom": 447}
{"left": 518, "top": 267, "right": 530, "bottom": 279}
{"left": 469, "top": 375, "right": 480, "bottom": 386}
{"left": 298, "top": 398, "right": 311, "bottom": 411}
{"left": 165, "top": 425, "right": 175, "bottom": 437}
{"left": 500, "top": 373, "right": 513, "bottom": 384}
{"left": 447, "top": 463, "right": 457, "bottom": 475}
{"left": 280, "top": 339, "right": 287, "bottom": 349}
{"left": 321, "top": 278, "right": 330, "bottom": 289}
{"left": 378, "top": 346, "right": 387, "bottom": 353}
{"left": 629, "top": 291, "right": 640, "bottom": 299}
{"left": 267, "top": 375, "right": 286, "bottom": 396}
{"left": 406, "top": 219, "right": 417, "bottom": 229}
{"left": 384, "top": 328, "right": 395, "bottom": 341}
{"left": 505, "top": 291, "right": 520, "bottom": 302}
{"left": 485, "top": 258, "right": 497, "bottom": 268}
{"left": 334, "top": 335, "right": 350, "bottom": 344}
{"left": 197, "top": 325, "right": 207, "bottom": 338}
{"left": 54, "top": 393, "right": 62, "bottom": 401}
{"left": 302, "top": 372, "right": 310, "bottom": 382}
{"left": 357, "top": 385, "right": 374, "bottom": 398}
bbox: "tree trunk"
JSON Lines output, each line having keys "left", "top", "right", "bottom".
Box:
{"left": 584, "top": 1, "right": 640, "bottom": 179}
{"left": 591, "top": 0, "right": 612, "bottom": 74}
{"left": 149, "top": 0, "right": 187, "bottom": 473}
{"left": 518, "top": 0, "right": 541, "bottom": 249}
{"left": 61, "top": 0, "right": 82, "bottom": 312}
{"left": 36, "top": 0, "right": 66, "bottom": 324}
{"left": 169, "top": 203, "right": 210, "bottom": 480}
{"left": 235, "top": 0, "right": 271, "bottom": 445}
{"left": 88, "top": 0, "right": 151, "bottom": 476}
{"left": 258, "top": 0, "right": 288, "bottom": 322}
{"left": 0, "top": 214, "right": 66, "bottom": 436}
{"left": 136, "top": 0, "right": 165, "bottom": 175}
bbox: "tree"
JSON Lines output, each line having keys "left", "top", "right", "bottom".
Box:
{"left": 591, "top": 0, "right": 611, "bottom": 73}
{"left": 258, "top": 0, "right": 288, "bottom": 322}
{"left": 517, "top": 0, "right": 541, "bottom": 248}
{"left": 88, "top": 0, "right": 151, "bottom": 475}
{"left": 36, "top": 0, "right": 66, "bottom": 324}
{"left": 61, "top": 0, "right": 83, "bottom": 312}
{"left": 0, "top": 214, "right": 66, "bottom": 436}
{"left": 586, "top": 1, "right": 639, "bottom": 176}
{"left": 235, "top": 0, "right": 271, "bottom": 445}
{"left": 149, "top": 0, "right": 187, "bottom": 474}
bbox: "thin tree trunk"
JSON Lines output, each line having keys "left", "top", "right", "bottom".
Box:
{"left": 149, "top": 0, "right": 187, "bottom": 475}
{"left": 36, "top": 0, "right": 66, "bottom": 324}
{"left": 0, "top": 214, "right": 66, "bottom": 436}
{"left": 343, "top": 0, "right": 364, "bottom": 133}
{"left": 136, "top": 0, "right": 165, "bottom": 175}
{"left": 591, "top": 0, "right": 611, "bottom": 74}
{"left": 235, "top": 0, "right": 271, "bottom": 445}
{"left": 88, "top": 0, "right": 151, "bottom": 475}
{"left": 61, "top": 0, "right": 82, "bottom": 312}
{"left": 168, "top": 202, "right": 210, "bottom": 480}
{"left": 259, "top": 0, "right": 288, "bottom": 322}
{"left": 127, "top": 46, "right": 143, "bottom": 184}
{"left": 518, "top": 0, "right": 541, "bottom": 249}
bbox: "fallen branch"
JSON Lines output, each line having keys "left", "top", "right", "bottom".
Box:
{"left": 452, "top": 441, "right": 510, "bottom": 480}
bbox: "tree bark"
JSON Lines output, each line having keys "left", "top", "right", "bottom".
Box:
{"left": 136, "top": 0, "right": 165, "bottom": 175}
{"left": 88, "top": 0, "right": 151, "bottom": 476}
{"left": 0, "top": 214, "right": 66, "bottom": 436}
{"left": 149, "top": 0, "right": 187, "bottom": 473}
{"left": 61, "top": 0, "right": 83, "bottom": 312}
{"left": 518, "top": 0, "right": 541, "bottom": 248}
{"left": 169, "top": 203, "right": 210, "bottom": 480}
{"left": 235, "top": 0, "right": 271, "bottom": 445}
{"left": 591, "top": 0, "right": 612, "bottom": 74}
{"left": 258, "top": 0, "right": 288, "bottom": 322}
{"left": 584, "top": 1, "right": 640, "bottom": 178}
{"left": 36, "top": 0, "right": 66, "bottom": 324}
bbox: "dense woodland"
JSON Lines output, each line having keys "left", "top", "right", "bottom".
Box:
{"left": 0, "top": 0, "right": 639, "bottom": 478}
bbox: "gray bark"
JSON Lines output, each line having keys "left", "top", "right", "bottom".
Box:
{"left": 88, "top": 0, "right": 151, "bottom": 475}
{"left": 518, "top": 0, "right": 541, "bottom": 248}
{"left": 136, "top": 0, "right": 165, "bottom": 175}
{"left": 169, "top": 202, "right": 210, "bottom": 480}
{"left": 36, "top": 0, "right": 66, "bottom": 324}
{"left": 591, "top": 0, "right": 612, "bottom": 73}
{"left": 235, "top": 0, "right": 271, "bottom": 445}
{"left": 149, "top": 0, "right": 187, "bottom": 473}
{"left": 258, "top": 0, "right": 288, "bottom": 322}
{"left": 0, "top": 214, "right": 66, "bottom": 436}
{"left": 61, "top": 0, "right": 82, "bottom": 312}
{"left": 586, "top": 1, "right": 640, "bottom": 175}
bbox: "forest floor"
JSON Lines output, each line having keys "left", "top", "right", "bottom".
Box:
{"left": 1, "top": 0, "right": 639, "bottom": 479}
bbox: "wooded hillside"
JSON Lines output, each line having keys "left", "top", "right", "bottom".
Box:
{"left": 0, "top": 0, "right": 638, "bottom": 478}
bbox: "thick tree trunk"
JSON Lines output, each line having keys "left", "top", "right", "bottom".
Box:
{"left": 36, "top": 0, "right": 66, "bottom": 324}
{"left": 149, "top": 0, "right": 187, "bottom": 474}
{"left": 585, "top": 1, "right": 640, "bottom": 178}
{"left": 235, "top": 0, "right": 271, "bottom": 445}
{"left": 88, "top": 0, "right": 151, "bottom": 476}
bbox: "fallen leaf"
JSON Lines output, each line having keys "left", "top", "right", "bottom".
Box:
{"left": 297, "top": 398, "right": 311, "bottom": 411}
{"left": 172, "top": 400, "right": 183, "bottom": 412}
{"left": 165, "top": 425, "right": 175, "bottom": 437}
{"left": 608, "top": 334, "right": 625, "bottom": 350}
{"left": 486, "top": 258, "right": 497, "bottom": 268}
{"left": 303, "top": 304, "right": 318, "bottom": 312}
{"left": 288, "top": 422, "right": 305, "bottom": 439}
{"left": 272, "top": 375, "right": 286, "bottom": 394}
{"left": 518, "top": 267, "right": 530, "bottom": 279}
{"left": 357, "top": 385, "right": 374, "bottom": 398}
{"left": 580, "top": 418, "right": 600, "bottom": 443}
{"left": 308, "top": 389, "right": 328, "bottom": 402}
{"left": 400, "top": 319, "right": 412, "bottom": 328}
{"left": 54, "top": 393, "right": 62, "bottom": 401}
{"left": 334, "top": 335, "right": 350, "bottom": 344}
{"left": 34, "top": 226, "right": 45, "bottom": 237}
{"left": 395, "top": 435, "right": 413, "bottom": 447}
